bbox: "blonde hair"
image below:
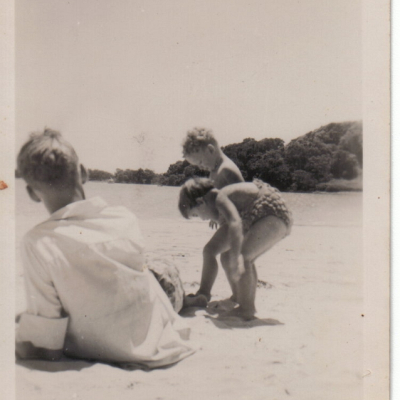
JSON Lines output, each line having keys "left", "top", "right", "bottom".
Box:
{"left": 17, "top": 128, "right": 80, "bottom": 188}
{"left": 182, "top": 127, "right": 218, "bottom": 156}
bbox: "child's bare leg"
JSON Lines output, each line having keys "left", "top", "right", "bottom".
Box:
{"left": 226, "top": 216, "right": 287, "bottom": 319}
{"left": 225, "top": 260, "right": 257, "bottom": 319}
{"left": 221, "top": 251, "right": 239, "bottom": 302}
{"left": 242, "top": 216, "right": 287, "bottom": 262}
{"left": 190, "top": 225, "right": 230, "bottom": 302}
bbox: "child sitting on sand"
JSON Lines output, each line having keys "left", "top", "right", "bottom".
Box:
{"left": 182, "top": 128, "right": 244, "bottom": 304}
{"left": 179, "top": 177, "right": 293, "bottom": 319}
{"left": 15, "top": 129, "right": 195, "bottom": 368}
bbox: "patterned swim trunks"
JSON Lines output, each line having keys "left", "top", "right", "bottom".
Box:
{"left": 239, "top": 179, "right": 293, "bottom": 235}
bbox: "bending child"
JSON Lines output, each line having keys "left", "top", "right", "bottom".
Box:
{"left": 179, "top": 177, "right": 293, "bottom": 320}
{"left": 15, "top": 129, "right": 195, "bottom": 368}
{"left": 182, "top": 128, "right": 244, "bottom": 303}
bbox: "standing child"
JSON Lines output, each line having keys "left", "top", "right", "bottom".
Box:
{"left": 182, "top": 127, "right": 244, "bottom": 189}
{"left": 15, "top": 129, "right": 195, "bottom": 368}
{"left": 182, "top": 128, "right": 244, "bottom": 304}
{"left": 179, "top": 177, "right": 293, "bottom": 320}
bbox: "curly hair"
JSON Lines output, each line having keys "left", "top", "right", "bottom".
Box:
{"left": 182, "top": 127, "right": 219, "bottom": 156}
{"left": 17, "top": 128, "right": 80, "bottom": 188}
{"left": 178, "top": 177, "right": 215, "bottom": 219}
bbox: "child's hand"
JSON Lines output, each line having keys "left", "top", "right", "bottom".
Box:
{"left": 209, "top": 220, "right": 218, "bottom": 230}
{"left": 231, "top": 254, "right": 245, "bottom": 283}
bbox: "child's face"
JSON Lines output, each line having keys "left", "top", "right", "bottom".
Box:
{"left": 185, "top": 147, "right": 216, "bottom": 171}
{"left": 187, "top": 201, "right": 216, "bottom": 221}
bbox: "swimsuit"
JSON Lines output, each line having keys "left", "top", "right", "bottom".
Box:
{"left": 239, "top": 179, "right": 293, "bottom": 235}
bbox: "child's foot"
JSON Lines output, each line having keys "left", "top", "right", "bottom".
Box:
{"left": 223, "top": 306, "right": 256, "bottom": 321}
{"left": 229, "top": 295, "right": 238, "bottom": 303}
{"left": 187, "top": 291, "right": 211, "bottom": 302}
{"left": 183, "top": 294, "right": 209, "bottom": 308}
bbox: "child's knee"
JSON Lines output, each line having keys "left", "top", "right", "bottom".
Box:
{"left": 220, "top": 251, "right": 230, "bottom": 267}
{"left": 203, "top": 242, "right": 219, "bottom": 258}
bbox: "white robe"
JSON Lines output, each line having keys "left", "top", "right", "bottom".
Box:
{"left": 16, "top": 197, "right": 194, "bottom": 368}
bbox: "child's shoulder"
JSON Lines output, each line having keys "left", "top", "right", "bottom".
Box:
{"left": 221, "top": 157, "right": 243, "bottom": 175}
{"left": 213, "top": 161, "right": 244, "bottom": 188}
{"left": 220, "top": 155, "right": 238, "bottom": 168}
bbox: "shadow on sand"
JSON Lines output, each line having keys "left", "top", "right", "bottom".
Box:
{"left": 180, "top": 297, "right": 284, "bottom": 329}
{"left": 16, "top": 356, "right": 160, "bottom": 373}
{"left": 204, "top": 315, "right": 284, "bottom": 329}
{"left": 16, "top": 356, "right": 95, "bottom": 373}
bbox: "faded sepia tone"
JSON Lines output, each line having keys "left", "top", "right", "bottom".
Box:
{"left": 0, "top": 0, "right": 390, "bottom": 399}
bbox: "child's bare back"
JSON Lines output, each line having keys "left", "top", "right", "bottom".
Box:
{"left": 210, "top": 154, "right": 244, "bottom": 189}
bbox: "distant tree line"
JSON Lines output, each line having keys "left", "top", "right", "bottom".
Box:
{"left": 20, "top": 121, "right": 360, "bottom": 192}
{"left": 88, "top": 169, "right": 114, "bottom": 181}
{"left": 159, "top": 121, "right": 362, "bottom": 192}
{"left": 87, "top": 163, "right": 208, "bottom": 186}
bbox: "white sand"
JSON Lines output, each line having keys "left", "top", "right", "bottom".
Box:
{"left": 16, "top": 216, "right": 363, "bottom": 400}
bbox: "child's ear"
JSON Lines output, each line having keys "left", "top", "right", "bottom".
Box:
{"left": 207, "top": 144, "right": 215, "bottom": 154}
{"left": 26, "top": 185, "right": 41, "bottom": 203}
{"left": 80, "top": 164, "right": 88, "bottom": 184}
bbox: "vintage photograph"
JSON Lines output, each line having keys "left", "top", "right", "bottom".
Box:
{"left": 7, "top": 0, "right": 389, "bottom": 399}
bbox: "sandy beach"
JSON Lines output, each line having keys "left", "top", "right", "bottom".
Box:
{"left": 15, "top": 182, "right": 363, "bottom": 400}
{"left": 10, "top": 0, "right": 391, "bottom": 396}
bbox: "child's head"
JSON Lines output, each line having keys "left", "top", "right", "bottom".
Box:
{"left": 17, "top": 128, "right": 87, "bottom": 210}
{"left": 179, "top": 177, "right": 215, "bottom": 220}
{"left": 182, "top": 128, "right": 221, "bottom": 171}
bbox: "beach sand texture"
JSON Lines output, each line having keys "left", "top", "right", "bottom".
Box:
{"left": 16, "top": 181, "right": 363, "bottom": 400}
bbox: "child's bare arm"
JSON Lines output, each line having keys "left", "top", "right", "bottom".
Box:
{"left": 192, "top": 225, "right": 231, "bottom": 299}
{"left": 215, "top": 193, "right": 243, "bottom": 264}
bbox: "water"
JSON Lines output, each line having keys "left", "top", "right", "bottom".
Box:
{"left": 16, "top": 180, "right": 362, "bottom": 235}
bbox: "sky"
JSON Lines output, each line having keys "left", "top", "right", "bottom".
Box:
{"left": 16, "top": 0, "right": 362, "bottom": 173}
